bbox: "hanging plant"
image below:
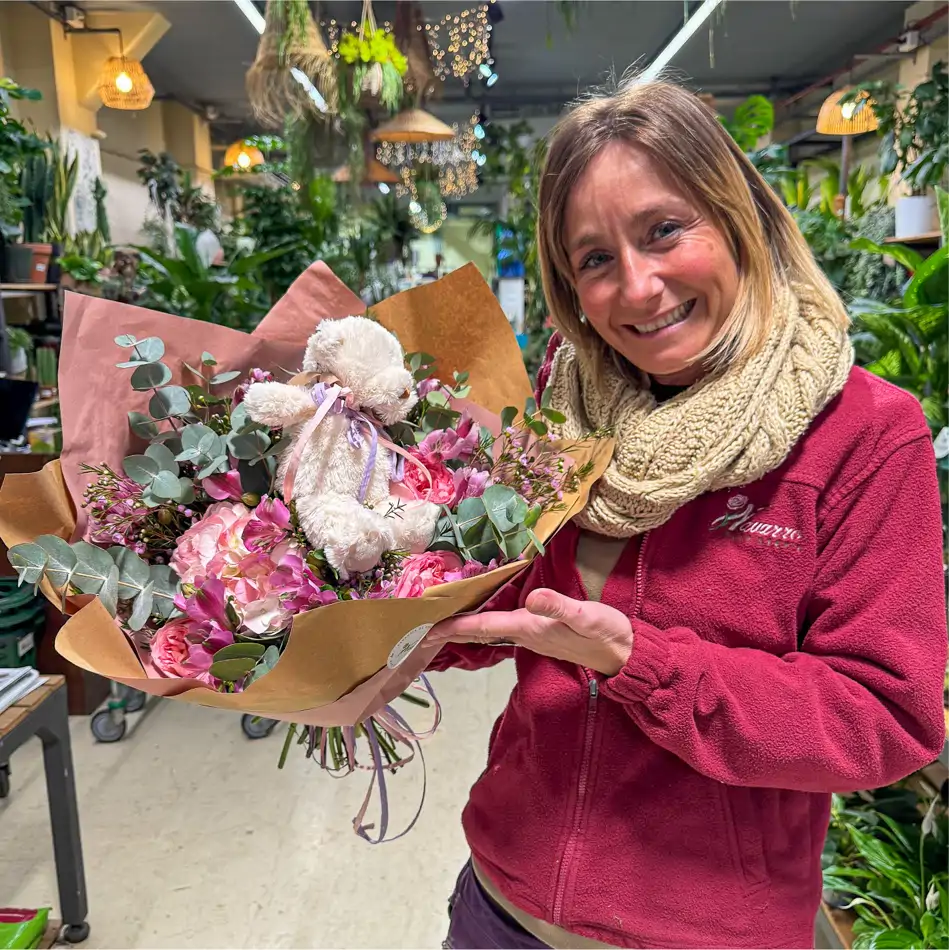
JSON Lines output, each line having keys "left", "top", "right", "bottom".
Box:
{"left": 336, "top": 1, "right": 407, "bottom": 114}
{"left": 247, "top": 0, "right": 338, "bottom": 127}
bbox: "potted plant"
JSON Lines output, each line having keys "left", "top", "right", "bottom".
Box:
{"left": 845, "top": 62, "right": 949, "bottom": 238}
{"left": 4, "top": 325, "right": 33, "bottom": 376}
{"left": 0, "top": 77, "right": 45, "bottom": 281}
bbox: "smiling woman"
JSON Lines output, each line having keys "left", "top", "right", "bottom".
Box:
{"left": 428, "top": 77, "right": 948, "bottom": 950}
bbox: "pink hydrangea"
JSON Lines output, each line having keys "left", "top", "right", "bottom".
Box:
{"left": 390, "top": 551, "right": 464, "bottom": 599}
{"left": 170, "top": 501, "right": 254, "bottom": 586}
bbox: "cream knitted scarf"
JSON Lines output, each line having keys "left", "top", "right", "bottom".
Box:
{"left": 546, "top": 283, "right": 854, "bottom": 538}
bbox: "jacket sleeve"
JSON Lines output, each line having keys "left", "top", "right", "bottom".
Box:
{"left": 601, "top": 431, "right": 948, "bottom": 792}
{"left": 429, "top": 334, "right": 563, "bottom": 674}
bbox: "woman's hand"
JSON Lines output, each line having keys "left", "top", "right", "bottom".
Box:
{"left": 427, "top": 589, "right": 634, "bottom": 677}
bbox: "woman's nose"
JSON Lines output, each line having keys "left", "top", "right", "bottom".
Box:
{"left": 617, "top": 247, "right": 664, "bottom": 310}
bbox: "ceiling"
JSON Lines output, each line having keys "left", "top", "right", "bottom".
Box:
{"left": 117, "top": 0, "right": 919, "bottom": 141}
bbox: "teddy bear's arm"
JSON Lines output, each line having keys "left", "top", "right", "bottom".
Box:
{"left": 243, "top": 381, "right": 315, "bottom": 427}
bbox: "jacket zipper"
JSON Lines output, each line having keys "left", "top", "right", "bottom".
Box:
{"left": 550, "top": 532, "right": 650, "bottom": 927}
{"left": 552, "top": 672, "right": 599, "bottom": 925}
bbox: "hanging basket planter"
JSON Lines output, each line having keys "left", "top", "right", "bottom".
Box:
{"left": 337, "top": 0, "right": 407, "bottom": 114}
{"left": 247, "top": 0, "right": 338, "bottom": 127}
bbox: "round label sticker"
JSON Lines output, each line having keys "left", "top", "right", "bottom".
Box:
{"left": 387, "top": 623, "right": 434, "bottom": 669}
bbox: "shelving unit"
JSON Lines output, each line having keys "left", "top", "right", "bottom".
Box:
{"left": 883, "top": 231, "right": 942, "bottom": 247}
{"left": 816, "top": 902, "right": 855, "bottom": 950}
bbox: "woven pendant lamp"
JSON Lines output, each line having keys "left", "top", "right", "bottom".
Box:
{"left": 395, "top": 0, "right": 438, "bottom": 102}
{"left": 816, "top": 87, "right": 878, "bottom": 135}
{"left": 98, "top": 39, "right": 154, "bottom": 111}
{"left": 371, "top": 108, "right": 454, "bottom": 143}
{"left": 224, "top": 141, "right": 265, "bottom": 171}
{"left": 332, "top": 157, "right": 400, "bottom": 184}
{"left": 247, "top": 0, "right": 338, "bottom": 126}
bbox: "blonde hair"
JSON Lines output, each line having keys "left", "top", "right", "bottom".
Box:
{"left": 537, "top": 79, "right": 849, "bottom": 373}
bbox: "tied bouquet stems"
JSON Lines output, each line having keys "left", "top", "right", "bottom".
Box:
{"left": 0, "top": 262, "right": 612, "bottom": 841}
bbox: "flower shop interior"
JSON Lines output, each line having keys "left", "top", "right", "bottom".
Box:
{"left": 0, "top": 0, "right": 947, "bottom": 947}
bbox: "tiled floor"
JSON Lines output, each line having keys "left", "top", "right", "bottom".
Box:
{"left": 0, "top": 663, "right": 516, "bottom": 949}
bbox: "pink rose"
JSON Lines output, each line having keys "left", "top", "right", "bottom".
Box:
{"left": 149, "top": 617, "right": 209, "bottom": 679}
{"left": 391, "top": 551, "right": 464, "bottom": 599}
{"left": 404, "top": 456, "right": 456, "bottom": 504}
{"left": 170, "top": 501, "right": 254, "bottom": 586}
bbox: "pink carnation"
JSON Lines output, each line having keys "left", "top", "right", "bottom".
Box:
{"left": 404, "top": 456, "right": 456, "bottom": 504}
{"left": 390, "top": 551, "right": 464, "bottom": 599}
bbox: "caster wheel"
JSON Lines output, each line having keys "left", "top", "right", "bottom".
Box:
{"left": 91, "top": 709, "right": 127, "bottom": 743}
{"left": 0, "top": 763, "right": 10, "bottom": 799}
{"left": 61, "top": 921, "right": 90, "bottom": 943}
{"left": 124, "top": 689, "right": 146, "bottom": 713}
{"left": 242, "top": 714, "right": 278, "bottom": 739}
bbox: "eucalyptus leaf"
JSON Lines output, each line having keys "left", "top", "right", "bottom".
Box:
{"left": 99, "top": 564, "right": 120, "bottom": 616}
{"left": 149, "top": 565, "right": 180, "bottom": 620}
{"left": 229, "top": 402, "right": 249, "bottom": 432}
{"left": 209, "top": 657, "right": 259, "bottom": 682}
{"left": 122, "top": 455, "right": 160, "bottom": 486}
{"left": 426, "top": 390, "right": 450, "bottom": 408}
{"left": 500, "top": 406, "right": 517, "bottom": 431}
{"left": 109, "top": 546, "right": 150, "bottom": 600}
{"left": 229, "top": 430, "right": 270, "bottom": 460}
{"left": 201, "top": 351, "right": 217, "bottom": 366}
{"left": 8, "top": 542, "right": 49, "bottom": 587}
{"left": 246, "top": 645, "right": 281, "bottom": 685}
{"left": 128, "top": 582, "right": 154, "bottom": 631}
{"left": 115, "top": 334, "right": 138, "bottom": 347}
{"left": 132, "top": 337, "right": 165, "bottom": 363}
{"left": 34, "top": 536, "right": 76, "bottom": 589}
{"left": 69, "top": 541, "right": 118, "bottom": 598}
{"left": 541, "top": 407, "right": 566, "bottom": 424}
{"left": 149, "top": 385, "right": 192, "bottom": 419}
{"left": 524, "top": 397, "right": 538, "bottom": 417}
{"left": 151, "top": 470, "right": 183, "bottom": 501}
{"left": 145, "top": 442, "right": 179, "bottom": 473}
{"left": 130, "top": 362, "right": 172, "bottom": 391}
{"left": 212, "top": 642, "right": 266, "bottom": 662}
{"left": 238, "top": 458, "right": 271, "bottom": 496}
{"left": 198, "top": 456, "right": 229, "bottom": 479}
{"left": 526, "top": 527, "right": 545, "bottom": 555}
{"left": 210, "top": 370, "right": 241, "bottom": 385}
{"left": 128, "top": 411, "right": 159, "bottom": 440}
{"left": 178, "top": 478, "right": 196, "bottom": 504}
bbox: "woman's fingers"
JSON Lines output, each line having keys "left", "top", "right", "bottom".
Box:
{"left": 428, "top": 608, "right": 534, "bottom": 645}
{"left": 526, "top": 589, "right": 591, "bottom": 631}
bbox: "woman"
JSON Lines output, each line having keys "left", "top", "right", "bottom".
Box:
{"left": 427, "top": 79, "right": 947, "bottom": 949}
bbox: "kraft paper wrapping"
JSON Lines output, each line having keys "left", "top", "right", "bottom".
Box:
{"left": 0, "top": 261, "right": 612, "bottom": 724}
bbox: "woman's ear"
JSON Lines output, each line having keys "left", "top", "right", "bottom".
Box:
{"left": 243, "top": 382, "right": 314, "bottom": 427}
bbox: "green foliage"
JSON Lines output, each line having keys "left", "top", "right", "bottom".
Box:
{"left": 5, "top": 325, "right": 33, "bottom": 355}
{"left": 720, "top": 94, "right": 775, "bottom": 151}
{"left": 843, "top": 62, "right": 949, "bottom": 194}
{"left": 8, "top": 534, "right": 179, "bottom": 624}
{"left": 137, "top": 150, "right": 218, "bottom": 242}
{"left": 824, "top": 792, "right": 948, "bottom": 949}
{"left": 93, "top": 176, "right": 110, "bottom": 244}
{"left": 844, "top": 207, "right": 905, "bottom": 303}
{"left": 59, "top": 253, "right": 104, "bottom": 284}
{"left": 135, "top": 223, "right": 293, "bottom": 328}
{"left": 0, "top": 77, "right": 44, "bottom": 238}
{"left": 17, "top": 134, "right": 79, "bottom": 244}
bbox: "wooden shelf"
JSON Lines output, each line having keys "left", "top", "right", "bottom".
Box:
{"left": 817, "top": 902, "right": 855, "bottom": 950}
{"left": 883, "top": 231, "right": 942, "bottom": 246}
{"left": 0, "top": 282, "right": 56, "bottom": 292}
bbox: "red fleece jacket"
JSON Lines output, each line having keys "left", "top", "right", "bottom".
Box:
{"left": 430, "top": 343, "right": 948, "bottom": 949}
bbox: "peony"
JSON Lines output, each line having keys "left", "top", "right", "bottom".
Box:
{"left": 169, "top": 501, "right": 254, "bottom": 585}
{"left": 404, "top": 456, "right": 456, "bottom": 504}
{"left": 150, "top": 617, "right": 213, "bottom": 680}
{"left": 391, "top": 551, "right": 464, "bottom": 599}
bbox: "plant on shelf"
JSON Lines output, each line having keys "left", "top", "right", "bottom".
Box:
{"left": 5, "top": 325, "right": 34, "bottom": 376}
{"left": 58, "top": 253, "right": 105, "bottom": 287}
{"left": 0, "top": 77, "right": 44, "bottom": 240}
{"left": 135, "top": 223, "right": 294, "bottom": 329}
{"left": 823, "top": 789, "right": 948, "bottom": 949}
{"left": 844, "top": 62, "right": 949, "bottom": 196}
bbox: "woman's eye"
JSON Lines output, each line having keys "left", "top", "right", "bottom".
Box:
{"left": 579, "top": 251, "right": 611, "bottom": 271}
{"left": 650, "top": 220, "right": 682, "bottom": 242}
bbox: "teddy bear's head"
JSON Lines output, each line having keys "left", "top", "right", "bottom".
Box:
{"left": 304, "top": 316, "right": 418, "bottom": 425}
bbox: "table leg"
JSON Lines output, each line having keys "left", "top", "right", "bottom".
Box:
{"left": 37, "top": 687, "right": 90, "bottom": 943}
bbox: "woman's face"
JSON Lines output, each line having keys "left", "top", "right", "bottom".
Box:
{"left": 564, "top": 141, "right": 740, "bottom": 386}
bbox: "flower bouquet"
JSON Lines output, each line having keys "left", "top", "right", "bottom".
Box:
{"left": 0, "top": 262, "right": 611, "bottom": 840}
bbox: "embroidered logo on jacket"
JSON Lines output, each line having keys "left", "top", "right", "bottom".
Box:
{"left": 709, "top": 494, "right": 803, "bottom": 550}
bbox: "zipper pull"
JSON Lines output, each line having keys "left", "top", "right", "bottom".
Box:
{"left": 589, "top": 678, "right": 599, "bottom": 699}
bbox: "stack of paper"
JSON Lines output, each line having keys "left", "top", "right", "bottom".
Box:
{"left": 0, "top": 667, "right": 43, "bottom": 715}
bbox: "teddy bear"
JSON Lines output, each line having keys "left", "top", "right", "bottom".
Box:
{"left": 242, "top": 316, "right": 439, "bottom": 578}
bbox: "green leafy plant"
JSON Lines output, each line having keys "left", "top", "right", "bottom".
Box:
{"left": 59, "top": 253, "right": 104, "bottom": 285}
{"left": 824, "top": 792, "right": 948, "bottom": 949}
{"left": 45, "top": 139, "right": 77, "bottom": 244}
{"left": 720, "top": 94, "right": 775, "bottom": 151}
{"left": 0, "top": 77, "right": 44, "bottom": 239}
{"left": 135, "top": 223, "right": 293, "bottom": 328}
{"left": 843, "top": 62, "right": 949, "bottom": 195}
{"left": 5, "top": 325, "right": 33, "bottom": 357}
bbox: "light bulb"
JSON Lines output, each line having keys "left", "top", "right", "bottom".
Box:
{"left": 473, "top": 123, "right": 485, "bottom": 140}
{"left": 478, "top": 63, "right": 492, "bottom": 79}
{"left": 378, "top": 183, "right": 391, "bottom": 195}
{"left": 486, "top": 72, "right": 498, "bottom": 88}
{"left": 115, "top": 71, "right": 133, "bottom": 94}
{"left": 840, "top": 101, "right": 857, "bottom": 121}
{"left": 237, "top": 151, "right": 251, "bottom": 169}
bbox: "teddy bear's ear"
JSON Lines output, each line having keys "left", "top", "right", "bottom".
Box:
{"left": 304, "top": 318, "right": 348, "bottom": 372}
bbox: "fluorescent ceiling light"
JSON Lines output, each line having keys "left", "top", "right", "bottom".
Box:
{"left": 232, "top": 0, "right": 326, "bottom": 111}
{"left": 233, "top": 0, "right": 265, "bottom": 34}
{"left": 641, "top": 0, "right": 724, "bottom": 81}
